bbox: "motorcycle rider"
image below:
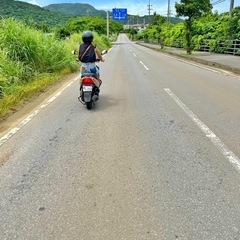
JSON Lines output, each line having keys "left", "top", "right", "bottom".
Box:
{"left": 78, "top": 30, "right": 105, "bottom": 100}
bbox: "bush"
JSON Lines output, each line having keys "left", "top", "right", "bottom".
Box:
{"left": 192, "top": 35, "right": 204, "bottom": 50}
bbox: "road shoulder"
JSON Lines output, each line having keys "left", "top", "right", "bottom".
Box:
{"left": 0, "top": 73, "right": 80, "bottom": 137}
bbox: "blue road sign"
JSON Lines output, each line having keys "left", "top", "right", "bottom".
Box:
{"left": 112, "top": 8, "right": 127, "bottom": 21}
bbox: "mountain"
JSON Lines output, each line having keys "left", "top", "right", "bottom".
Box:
{"left": 0, "top": 0, "right": 73, "bottom": 27}
{"left": 44, "top": 3, "right": 106, "bottom": 18}
{"left": 43, "top": 3, "right": 183, "bottom": 25}
{"left": 0, "top": 1, "right": 182, "bottom": 28}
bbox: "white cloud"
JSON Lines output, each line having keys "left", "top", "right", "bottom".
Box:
{"left": 96, "top": 1, "right": 149, "bottom": 15}
{"left": 17, "top": 0, "right": 42, "bottom": 7}
{"left": 28, "top": 1, "right": 41, "bottom": 6}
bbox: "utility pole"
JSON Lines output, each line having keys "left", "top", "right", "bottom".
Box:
{"left": 167, "top": 0, "right": 171, "bottom": 24}
{"left": 229, "top": 0, "right": 234, "bottom": 18}
{"left": 147, "top": 0, "right": 152, "bottom": 23}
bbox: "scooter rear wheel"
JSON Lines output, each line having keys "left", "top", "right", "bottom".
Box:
{"left": 86, "top": 101, "right": 92, "bottom": 110}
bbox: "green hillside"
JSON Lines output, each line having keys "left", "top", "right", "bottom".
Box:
{"left": 44, "top": 3, "right": 183, "bottom": 25}
{"left": 44, "top": 3, "right": 106, "bottom": 18}
{"left": 0, "top": 0, "right": 182, "bottom": 28}
{"left": 0, "top": 0, "right": 72, "bottom": 27}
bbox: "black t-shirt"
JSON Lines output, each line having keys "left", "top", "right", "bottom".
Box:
{"left": 79, "top": 43, "right": 96, "bottom": 63}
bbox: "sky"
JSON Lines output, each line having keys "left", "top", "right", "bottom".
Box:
{"left": 18, "top": 0, "right": 240, "bottom": 16}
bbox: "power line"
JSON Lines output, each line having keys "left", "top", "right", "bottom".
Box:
{"left": 152, "top": 0, "right": 169, "bottom": 16}
{"left": 211, "top": 0, "right": 228, "bottom": 6}
{"left": 154, "top": 0, "right": 168, "bottom": 8}
{"left": 152, "top": 0, "right": 162, "bottom": 4}
{"left": 152, "top": 0, "right": 174, "bottom": 19}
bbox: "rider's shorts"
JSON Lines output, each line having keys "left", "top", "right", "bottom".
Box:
{"left": 80, "top": 62, "right": 99, "bottom": 76}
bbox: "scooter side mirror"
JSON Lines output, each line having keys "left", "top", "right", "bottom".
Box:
{"left": 101, "top": 50, "right": 108, "bottom": 55}
{"left": 72, "top": 50, "right": 77, "bottom": 55}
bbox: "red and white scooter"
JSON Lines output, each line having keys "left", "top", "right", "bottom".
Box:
{"left": 78, "top": 71, "right": 101, "bottom": 110}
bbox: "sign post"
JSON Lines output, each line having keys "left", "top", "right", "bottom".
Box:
{"left": 106, "top": 10, "right": 109, "bottom": 38}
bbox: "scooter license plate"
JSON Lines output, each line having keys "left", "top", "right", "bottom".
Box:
{"left": 83, "top": 86, "right": 92, "bottom": 92}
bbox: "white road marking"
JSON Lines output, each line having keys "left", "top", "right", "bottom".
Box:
{"left": 175, "top": 58, "right": 220, "bottom": 73}
{"left": 0, "top": 76, "right": 79, "bottom": 147}
{"left": 164, "top": 88, "right": 240, "bottom": 172}
{"left": 166, "top": 55, "right": 240, "bottom": 79}
{"left": 139, "top": 61, "right": 149, "bottom": 71}
{"left": 221, "top": 70, "right": 240, "bottom": 79}
{"left": 128, "top": 48, "right": 149, "bottom": 70}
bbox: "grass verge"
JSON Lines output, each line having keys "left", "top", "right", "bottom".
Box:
{"left": 0, "top": 68, "right": 76, "bottom": 120}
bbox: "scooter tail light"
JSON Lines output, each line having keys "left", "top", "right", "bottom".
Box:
{"left": 82, "top": 77, "right": 94, "bottom": 86}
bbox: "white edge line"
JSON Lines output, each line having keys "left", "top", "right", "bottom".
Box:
{"left": 176, "top": 58, "right": 219, "bottom": 73}
{"left": 164, "top": 88, "right": 240, "bottom": 172}
{"left": 0, "top": 76, "right": 80, "bottom": 147}
{"left": 169, "top": 56, "right": 239, "bottom": 79}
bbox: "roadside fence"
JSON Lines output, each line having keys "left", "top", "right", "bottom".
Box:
{"left": 144, "top": 39, "right": 240, "bottom": 56}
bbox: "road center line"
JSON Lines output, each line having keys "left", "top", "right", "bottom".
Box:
{"left": 0, "top": 76, "right": 79, "bottom": 147}
{"left": 164, "top": 88, "right": 240, "bottom": 172}
{"left": 139, "top": 61, "right": 149, "bottom": 70}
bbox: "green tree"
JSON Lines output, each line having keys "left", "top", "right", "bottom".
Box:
{"left": 228, "top": 7, "right": 240, "bottom": 39}
{"left": 151, "top": 13, "right": 165, "bottom": 26}
{"left": 175, "top": 0, "right": 212, "bottom": 54}
{"left": 55, "top": 26, "right": 71, "bottom": 39}
{"left": 67, "top": 16, "right": 123, "bottom": 36}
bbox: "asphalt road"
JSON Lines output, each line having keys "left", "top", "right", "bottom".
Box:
{"left": 0, "top": 34, "right": 240, "bottom": 240}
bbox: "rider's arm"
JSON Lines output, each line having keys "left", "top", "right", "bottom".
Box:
{"left": 95, "top": 47, "right": 105, "bottom": 62}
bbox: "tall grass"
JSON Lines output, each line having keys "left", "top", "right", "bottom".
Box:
{"left": 0, "top": 19, "right": 78, "bottom": 77}
{"left": 0, "top": 18, "right": 79, "bottom": 117}
{"left": 0, "top": 19, "right": 111, "bottom": 118}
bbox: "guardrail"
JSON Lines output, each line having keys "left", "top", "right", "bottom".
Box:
{"left": 200, "top": 39, "right": 240, "bottom": 55}
{"left": 145, "top": 39, "right": 240, "bottom": 56}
